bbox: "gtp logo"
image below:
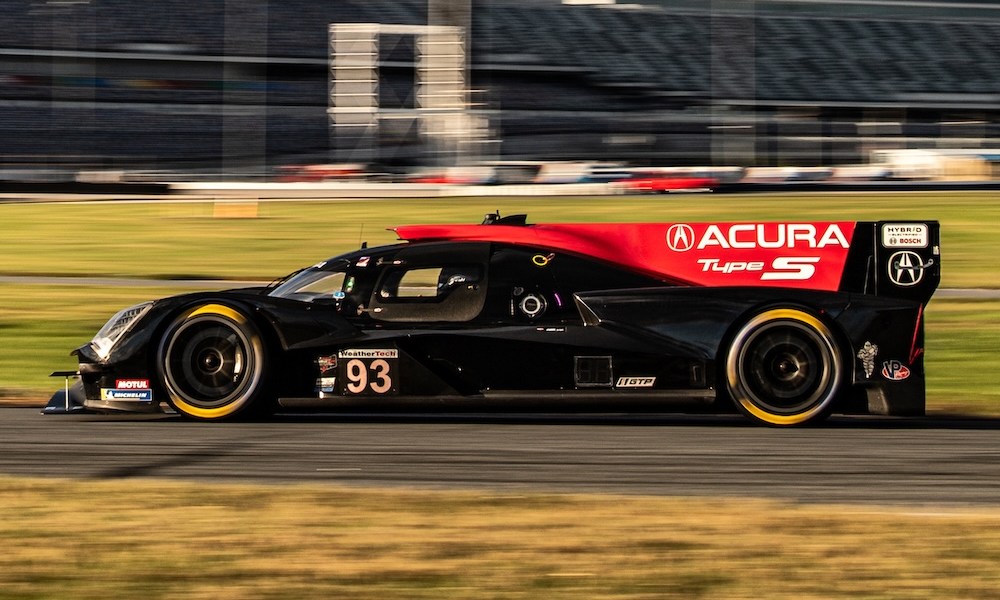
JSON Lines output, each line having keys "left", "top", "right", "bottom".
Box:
{"left": 616, "top": 376, "right": 656, "bottom": 388}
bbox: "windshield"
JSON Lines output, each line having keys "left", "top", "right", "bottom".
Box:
{"left": 268, "top": 261, "right": 348, "bottom": 302}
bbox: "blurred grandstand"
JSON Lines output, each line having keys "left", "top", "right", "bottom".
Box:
{"left": 2, "top": 0, "right": 1000, "bottom": 178}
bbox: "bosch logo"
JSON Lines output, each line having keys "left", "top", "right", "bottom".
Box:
{"left": 888, "top": 251, "right": 930, "bottom": 287}
{"left": 666, "top": 224, "right": 695, "bottom": 252}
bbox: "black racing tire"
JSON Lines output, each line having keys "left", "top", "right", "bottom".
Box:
{"left": 156, "top": 303, "right": 270, "bottom": 420}
{"left": 725, "top": 308, "right": 843, "bottom": 426}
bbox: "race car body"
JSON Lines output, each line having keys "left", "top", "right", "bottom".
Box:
{"left": 49, "top": 214, "right": 940, "bottom": 426}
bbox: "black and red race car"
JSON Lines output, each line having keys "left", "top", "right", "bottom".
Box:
{"left": 49, "top": 213, "right": 940, "bottom": 426}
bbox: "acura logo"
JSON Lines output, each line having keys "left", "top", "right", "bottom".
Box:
{"left": 888, "top": 251, "right": 930, "bottom": 287}
{"left": 666, "top": 224, "right": 695, "bottom": 252}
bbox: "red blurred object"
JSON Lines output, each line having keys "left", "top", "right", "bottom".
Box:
{"left": 409, "top": 175, "right": 455, "bottom": 184}
{"left": 276, "top": 163, "right": 365, "bottom": 182}
{"left": 619, "top": 176, "right": 718, "bottom": 192}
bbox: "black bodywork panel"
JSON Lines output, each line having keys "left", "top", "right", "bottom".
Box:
{"left": 62, "top": 221, "right": 939, "bottom": 418}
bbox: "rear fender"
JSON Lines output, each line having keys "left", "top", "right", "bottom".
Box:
{"left": 835, "top": 298, "right": 927, "bottom": 416}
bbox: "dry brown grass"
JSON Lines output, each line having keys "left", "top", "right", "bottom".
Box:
{"left": 2, "top": 476, "right": 999, "bottom": 599}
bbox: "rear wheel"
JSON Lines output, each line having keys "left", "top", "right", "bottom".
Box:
{"left": 725, "top": 308, "right": 842, "bottom": 426}
{"left": 157, "top": 303, "right": 269, "bottom": 420}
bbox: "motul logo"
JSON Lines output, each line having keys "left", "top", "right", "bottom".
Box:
{"left": 115, "top": 379, "right": 150, "bottom": 389}
{"left": 668, "top": 224, "right": 850, "bottom": 252}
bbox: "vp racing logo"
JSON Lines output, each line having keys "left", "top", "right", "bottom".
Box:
{"left": 888, "top": 251, "right": 931, "bottom": 287}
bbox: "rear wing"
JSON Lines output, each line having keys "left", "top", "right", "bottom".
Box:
{"left": 651, "top": 221, "right": 939, "bottom": 302}
{"left": 395, "top": 219, "right": 940, "bottom": 303}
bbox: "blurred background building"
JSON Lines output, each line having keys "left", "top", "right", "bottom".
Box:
{"left": 2, "top": 0, "right": 1000, "bottom": 176}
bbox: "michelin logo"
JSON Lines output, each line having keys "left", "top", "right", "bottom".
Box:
{"left": 101, "top": 388, "right": 154, "bottom": 402}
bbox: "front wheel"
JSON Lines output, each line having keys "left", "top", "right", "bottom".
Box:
{"left": 157, "top": 303, "right": 269, "bottom": 420}
{"left": 725, "top": 308, "right": 843, "bottom": 426}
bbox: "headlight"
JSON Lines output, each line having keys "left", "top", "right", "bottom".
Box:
{"left": 91, "top": 301, "right": 154, "bottom": 360}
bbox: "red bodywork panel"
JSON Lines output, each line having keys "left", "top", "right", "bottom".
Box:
{"left": 394, "top": 222, "right": 858, "bottom": 291}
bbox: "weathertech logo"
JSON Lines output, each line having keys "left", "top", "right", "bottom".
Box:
{"left": 338, "top": 349, "right": 398, "bottom": 359}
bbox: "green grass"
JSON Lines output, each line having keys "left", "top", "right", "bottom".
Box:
{"left": 1, "top": 191, "right": 998, "bottom": 287}
{"left": 924, "top": 298, "right": 1000, "bottom": 414}
{"left": 0, "top": 283, "right": 185, "bottom": 397}
{"left": 2, "top": 192, "right": 1000, "bottom": 412}
{"left": 2, "top": 476, "right": 1000, "bottom": 599}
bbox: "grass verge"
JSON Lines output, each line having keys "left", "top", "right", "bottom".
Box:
{"left": 0, "top": 283, "right": 188, "bottom": 401}
{"left": 2, "top": 191, "right": 999, "bottom": 287}
{"left": 2, "top": 475, "right": 1000, "bottom": 600}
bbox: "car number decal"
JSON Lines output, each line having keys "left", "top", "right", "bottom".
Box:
{"left": 337, "top": 349, "right": 399, "bottom": 395}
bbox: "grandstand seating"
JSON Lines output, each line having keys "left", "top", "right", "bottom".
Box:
{"left": 1, "top": 0, "right": 999, "bottom": 167}
{"left": 5, "top": 0, "right": 999, "bottom": 103}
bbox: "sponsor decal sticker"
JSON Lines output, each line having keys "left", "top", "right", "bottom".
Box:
{"left": 668, "top": 223, "right": 850, "bottom": 251}
{"left": 317, "top": 355, "right": 337, "bottom": 376}
{"left": 616, "top": 376, "right": 656, "bottom": 388}
{"left": 666, "top": 224, "right": 696, "bottom": 252}
{"left": 881, "top": 360, "right": 911, "bottom": 381}
{"left": 888, "top": 251, "right": 930, "bottom": 287}
{"left": 101, "top": 388, "right": 154, "bottom": 402}
{"left": 315, "top": 377, "right": 337, "bottom": 393}
{"left": 532, "top": 253, "right": 555, "bottom": 267}
{"left": 338, "top": 349, "right": 398, "bottom": 359}
{"left": 115, "top": 379, "right": 150, "bottom": 389}
{"left": 660, "top": 222, "right": 855, "bottom": 289}
{"left": 695, "top": 257, "right": 821, "bottom": 281}
{"left": 338, "top": 349, "right": 398, "bottom": 395}
{"left": 857, "top": 341, "right": 879, "bottom": 379}
{"left": 882, "top": 223, "right": 928, "bottom": 248}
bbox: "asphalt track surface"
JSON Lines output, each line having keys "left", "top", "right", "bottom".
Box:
{"left": 3, "top": 407, "right": 1000, "bottom": 506}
